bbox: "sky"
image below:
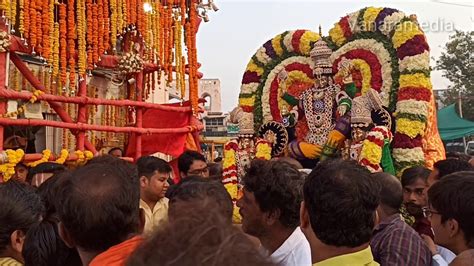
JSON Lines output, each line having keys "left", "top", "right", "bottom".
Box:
{"left": 195, "top": 0, "right": 473, "bottom": 112}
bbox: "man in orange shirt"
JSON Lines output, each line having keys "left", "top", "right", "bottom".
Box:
{"left": 56, "top": 157, "right": 144, "bottom": 266}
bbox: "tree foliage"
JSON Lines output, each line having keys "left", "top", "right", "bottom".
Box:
{"left": 435, "top": 30, "right": 474, "bottom": 121}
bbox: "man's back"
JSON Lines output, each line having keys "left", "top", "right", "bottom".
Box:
{"left": 371, "top": 214, "right": 431, "bottom": 266}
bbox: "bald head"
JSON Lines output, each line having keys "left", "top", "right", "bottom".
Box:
{"left": 372, "top": 172, "right": 403, "bottom": 214}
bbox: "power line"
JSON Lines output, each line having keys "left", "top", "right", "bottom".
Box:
{"left": 430, "top": 0, "right": 474, "bottom": 8}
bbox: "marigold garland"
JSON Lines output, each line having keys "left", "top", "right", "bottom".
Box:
{"left": 110, "top": 0, "right": 117, "bottom": 51}
{"left": 23, "top": 0, "right": 30, "bottom": 39}
{"left": 51, "top": 22, "right": 60, "bottom": 84}
{"left": 35, "top": 0, "right": 43, "bottom": 55}
{"left": 97, "top": 0, "right": 104, "bottom": 58}
{"left": 29, "top": 0, "right": 37, "bottom": 51}
{"left": 42, "top": 0, "right": 51, "bottom": 61}
{"left": 55, "top": 149, "right": 69, "bottom": 164}
{"left": 59, "top": 3, "right": 67, "bottom": 90}
{"left": 92, "top": 3, "right": 99, "bottom": 65}
{"left": 86, "top": 0, "right": 93, "bottom": 70}
{"left": 0, "top": 149, "right": 25, "bottom": 182}
{"left": 67, "top": 0, "right": 76, "bottom": 90}
{"left": 77, "top": 0, "right": 87, "bottom": 75}
{"left": 1, "top": 89, "right": 44, "bottom": 118}
{"left": 27, "top": 149, "right": 52, "bottom": 167}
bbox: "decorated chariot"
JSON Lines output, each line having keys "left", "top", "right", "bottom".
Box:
{"left": 223, "top": 7, "right": 446, "bottom": 222}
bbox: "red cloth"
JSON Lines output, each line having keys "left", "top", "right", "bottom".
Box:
{"left": 89, "top": 235, "right": 143, "bottom": 266}
{"left": 126, "top": 101, "right": 200, "bottom": 158}
{"left": 413, "top": 217, "right": 434, "bottom": 240}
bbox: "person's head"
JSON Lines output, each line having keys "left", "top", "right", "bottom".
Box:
{"left": 0, "top": 181, "right": 43, "bottom": 263}
{"left": 301, "top": 159, "right": 380, "bottom": 249}
{"left": 372, "top": 172, "right": 403, "bottom": 217}
{"left": 108, "top": 147, "right": 124, "bottom": 158}
{"left": 237, "top": 159, "right": 304, "bottom": 238}
{"left": 137, "top": 156, "right": 172, "bottom": 203}
{"left": 27, "top": 162, "right": 67, "bottom": 188}
{"left": 401, "top": 166, "right": 430, "bottom": 216}
{"left": 56, "top": 161, "right": 141, "bottom": 255}
{"left": 271, "top": 157, "right": 303, "bottom": 170}
{"left": 429, "top": 159, "right": 473, "bottom": 187}
{"left": 208, "top": 162, "right": 222, "bottom": 180}
{"left": 178, "top": 150, "right": 208, "bottom": 178}
{"left": 169, "top": 178, "right": 233, "bottom": 224}
{"left": 23, "top": 217, "right": 81, "bottom": 266}
{"left": 445, "top": 152, "right": 471, "bottom": 161}
{"left": 126, "top": 201, "right": 273, "bottom": 266}
{"left": 427, "top": 171, "right": 474, "bottom": 254}
{"left": 13, "top": 163, "right": 29, "bottom": 183}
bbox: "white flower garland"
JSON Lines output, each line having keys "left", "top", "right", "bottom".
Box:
{"left": 260, "top": 56, "right": 313, "bottom": 123}
{"left": 283, "top": 31, "right": 295, "bottom": 52}
{"left": 392, "top": 147, "right": 425, "bottom": 162}
{"left": 240, "top": 83, "right": 259, "bottom": 94}
{"left": 330, "top": 39, "right": 393, "bottom": 106}
{"left": 396, "top": 99, "right": 429, "bottom": 117}
{"left": 399, "top": 51, "right": 430, "bottom": 72}
{"left": 255, "top": 46, "right": 272, "bottom": 65}
{"left": 380, "top": 11, "right": 406, "bottom": 37}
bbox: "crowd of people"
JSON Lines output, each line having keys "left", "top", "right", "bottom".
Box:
{"left": 1, "top": 149, "right": 474, "bottom": 266}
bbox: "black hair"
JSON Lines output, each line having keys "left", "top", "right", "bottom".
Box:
{"left": 372, "top": 172, "right": 403, "bottom": 213}
{"left": 86, "top": 155, "right": 138, "bottom": 180}
{"left": 36, "top": 171, "right": 71, "bottom": 218}
{"left": 445, "top": 152, "right": 471, "bottom": 162}
{"left": 23, "top": 171, "right": 81, "bottom": 266}
{"left": 23, "top": 217, "right": 81, "bottom": 266}
{"left": 169, "top": 178, "right": 233, "bottom": 223}
{"left": 303, "top": 159, "right": 380, "bottom": 247}
{"left": 136, "top": 156, "right": 172, "bottom": 178}
{"left": 242, "top": 159, "right": 304, "bottom": 229}
{"left": 0, "top": 181, "right": 43, "bottom": 253}
{"left": 26, "top": 162, "right": 66, "bottom": 184}
{"left": 401, "top": 166, "right": 431, "bottom": 187}
{"left": 126, "top": 201, "right": 272, "bottom": 266}
{"left": 178, "top": 150, "right": 206, "bottom": 174}
{"left": 433, "top": 159, "right": 473, "bottom": 180}
{"left": 56, "top": 161, "right": 140, "bottom": 252}
{"left": 208, "top": 162, "right": 222, "bottom": 180}
{"left": 108, "top": 147, "right": 124, "bottom": 156}
{"left": 428, "top": 171, "right": 474, "bottom": 248}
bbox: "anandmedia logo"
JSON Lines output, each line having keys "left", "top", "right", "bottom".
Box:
{"left": 345, "top": 18, "right": 455, "bottom": 33}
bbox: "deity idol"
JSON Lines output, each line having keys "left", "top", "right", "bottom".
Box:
{"left": 282, "top": 37, "right": 352, "bottom": 161}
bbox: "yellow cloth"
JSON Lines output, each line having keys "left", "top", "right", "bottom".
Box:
{"left": 139, "top": 198, "right": 169, "bottom": 235}
{"left": 0, "top": 257, "right": 22, "bottom": 266}
{"left": 313, "top": 247, "right": 379, "bottom": 266}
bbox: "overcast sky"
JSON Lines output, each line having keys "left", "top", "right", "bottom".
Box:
{"left": 195, "top": 0, "right": 473, "bottom": 112}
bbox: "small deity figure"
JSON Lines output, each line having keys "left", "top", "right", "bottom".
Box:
{"left": 347, "top": 89, "right": 395, "bottom": 174}
{"left": 222, "top": 107, "right": 272, "bottom": 223}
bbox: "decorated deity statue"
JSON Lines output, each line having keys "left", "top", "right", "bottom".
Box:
{"left": 346, "top": 88, "right": 395, "bottom": 174}
{"left": 222, "top": 107, "right": 272, "bottom": 223}
{"left": 282, "top": 37, "right": 352, "bottom": 161}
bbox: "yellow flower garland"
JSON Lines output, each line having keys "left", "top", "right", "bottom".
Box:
{"left": 55, "top": 149, "right": 69, "bottom": 164}
{"left": 271, "top": 34, "right": 284, "bottom": 57}
{"left": 396, "top": 118, "right": 426, "bottom": 138}
{"left": 27, "top": 149, "right": 52, "bottom": 168}
{"left": 0, "top": 149, "right": 25, "bottom": 181}
{"left": 255, "top": 141, "right": 272, "bottom": 160}
{"left": 392, "top": 20, "right": 423, "bottom": 49}
{"left": 299, "top": 31, "right": 320, "bottom": 55}
{"left": 399, "top": 73, "right": 432, "bottom": 90}
{"left": 328, "top": 23, "right": 346, "bottom": 47}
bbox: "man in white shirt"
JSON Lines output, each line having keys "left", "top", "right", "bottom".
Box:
{"left": 137, "top": 156, "right": 172, "bottom": 235}
{"left": 237, "top": 160, "right": 311, "bottom": 266}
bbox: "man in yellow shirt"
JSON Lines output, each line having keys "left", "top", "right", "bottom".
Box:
{"left": 300, "top": 159, "right": 380, "bottom": 265}
{"left": 137, "top": 156, "right": 172, "bottom": 235}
